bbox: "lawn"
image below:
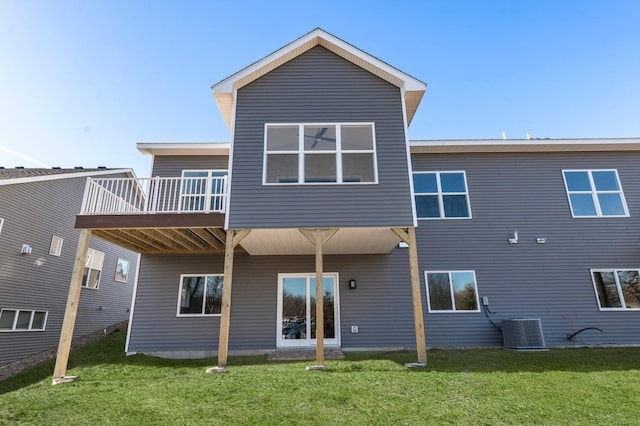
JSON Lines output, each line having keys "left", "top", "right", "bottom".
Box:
{"left": 1, "top": 331, "right": 639, "bottom": 425}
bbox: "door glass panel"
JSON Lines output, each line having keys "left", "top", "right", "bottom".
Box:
{"left": 210, "top": 171, "right": 227, "bottom": 211}
{"left": 281, "top": 278, "right": 307, "bottom": 340}
{"left": 310, "top": 277, "right": 335, "bottom": 339}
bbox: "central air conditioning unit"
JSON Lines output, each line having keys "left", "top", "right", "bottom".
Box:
{"left": 502, "top": 318, "right": 546, "bottom": 350}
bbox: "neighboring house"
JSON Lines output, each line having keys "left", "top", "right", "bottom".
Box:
{"left": 0, "top": 168, "right": 139, "bottom": 367}
{"left": 54, "top": 29, "right": 640, "bottom": 378}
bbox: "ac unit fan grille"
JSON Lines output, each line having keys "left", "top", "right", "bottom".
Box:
{"left": 502, "top": 318, "right": 546, "bottom": 349}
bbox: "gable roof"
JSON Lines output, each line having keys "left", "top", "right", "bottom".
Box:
{"left": 212, "top": 28, "right": 426, "bottom": 132}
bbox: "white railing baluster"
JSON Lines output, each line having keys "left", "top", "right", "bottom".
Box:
{"left": 79, "top": 175, "right": 227, "bottom": 215}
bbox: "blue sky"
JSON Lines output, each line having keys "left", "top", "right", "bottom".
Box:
{"left": 1, "top": 1, "right": 639, "bottom": 177}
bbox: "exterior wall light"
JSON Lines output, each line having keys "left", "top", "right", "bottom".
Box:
{"left": 349, "top": 279, "right": 357, "bottom": 289}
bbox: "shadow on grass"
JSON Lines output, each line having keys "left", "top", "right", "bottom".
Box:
{"left": 3, "top": 329, "right": 639, "bottom": 395}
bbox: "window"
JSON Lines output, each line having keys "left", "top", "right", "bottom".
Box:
{"left": 264, "top": 123, "right": 377, "bottom": 184}
{"left": 413, "top": 172, "right": 471, "bottom": 219}
{"left": 82, "top": 248, "right": 104, "bottom": 289}
{"left": 115, "top": 258, "right": 129, "bottom": 283}
{"left": 425, "top": 271, "right": 480, "bottom": 312}
{"left": 49, "top": 235, "right": 63, "bottom": 256}
{"left": 591, "top": 269, "right": 640, "bottom": 310}
{"left": 0, "top": 218, "right": 4, "bottom": 234}
{"left": 177, "top": 274, "right": 224, "bottom": 316}
{"left": 0, "top": 309, "right": 48, "bottom": 331}
{"left": 180, "top": 170, "right": 228, "bottom": 212}
{"left": 563, "top": 170, "right": 628, "bottom": 217}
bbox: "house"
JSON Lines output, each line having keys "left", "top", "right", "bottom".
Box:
{"left": 53, "top": 29, "right": 640, "bottom": 380}
{"left": 0, "top": 168, "right": 139, "bottom": 368}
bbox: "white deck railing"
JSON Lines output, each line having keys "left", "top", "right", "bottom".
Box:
{"left": 80, "top": 176, "right": 228, "bottom": 215}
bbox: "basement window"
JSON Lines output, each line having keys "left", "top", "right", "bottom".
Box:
{"left": 177, "top": 274, "right": 224, "bottom": 316}
{"left": 82, "top": 248, "right": 104, "bottom": 289}
{"left": 591, "top": 269, "right": 640, "bottom": 310}
{"left": 425, "top": 271, "right": 480, "bottom": 312}
{"left": 0, "top": 309, "right": 48, "bottom": 331}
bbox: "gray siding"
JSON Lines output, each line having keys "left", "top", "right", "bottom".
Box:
{"left": 413, "top": 151, "right": 640, "bottom": 348}
{"left": 129, "top": 150, "right": 640, "bottom": 355}
{"left": 151, "top": 155, "right": 229, "bottom": 177}
{"left": 228, "top": 46, "right": 414, "bottom": 229}
{"left": 0, "top": 174, "right": 138, "bottom": 366}
{"left": 127, "top": 251, "right": 417, "bottom": 353}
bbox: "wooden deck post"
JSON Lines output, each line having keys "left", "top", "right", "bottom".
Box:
{"left": 312, "top": 229, "right": 325, "bottom": 368}
{"left": 207, "top": 229, "right": 250, "bottom": 373}
{"left": 392, "top": 227, "right": 427, "bottom": 367}
{"left": 52, "top": 228, "right": 91, "bottom": 384}
{"left": 299, "top": 228, "right": 337, "bottom": 371}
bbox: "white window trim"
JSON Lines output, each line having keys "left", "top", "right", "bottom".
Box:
{"left": 49, "top": 235, "right": 63, "bottom": 256}
{"left": 424, "top": 270, "right": 480, "bottom": 313}
{"left": 176, "top": 273, "right": 224, "bottom": 317}
{"left": 263, "top": 122, "right": 378, "bottom": 185}
{"left": 414, "top": 171, "right": 472, "bottom": 220}
{"left": 562, "top": 169, "right": 629, "bottom": 218}
{"left": 82, "top": 248, "right": 104, "bottom": 290}
{"left": 276, "top": 272, "right": 341, "bottom": 348}
{"left": 0, "top": 309, "right": 48, "bottom": 332}
{"left": 0, "top": 218, "right": 4, "bottom": 234}
{"left": 590, "top": 268, "right": 640, "bottom": 311}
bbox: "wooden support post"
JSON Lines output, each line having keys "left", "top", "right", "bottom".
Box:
{"left": 52, "top": 228, "right": 91, "bottom": 385}
{"left": 392, "top": 227, "right": 427, "bottom": 367}
{"left": 407, "top": 227, "right": 427, "bottom": 366}
{"left": 312, "top": 229, "right": 325, "bottom": 369}
{"left": 207, "top": 229, "right": 250, "bottom": 373}
{"left": 208, "top": 229, "right": 236, "bottom": 373}
{"left": 299, "top": 228, "right": 337, "bottom": 371}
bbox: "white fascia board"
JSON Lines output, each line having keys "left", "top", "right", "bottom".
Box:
{"left": 0, "top": 169, "right": 134, "bottom": 186}
{"left": 410, "top": 138, "right": 640, "bottom": 153}
{"left": 136, "top": 142, "right": 230, "bottom": 156}
{"left": 212, "top": 28, "right": 425, "bottom": 94}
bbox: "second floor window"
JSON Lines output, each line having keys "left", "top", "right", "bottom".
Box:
{"left": 264, "top": 123, "right": 377, "bottom": 184}
{"left": 562, "top": 170, "right": 628, "bottom": 217}
{"left": 413, "top": 172, "right": 471, "bottom": 219}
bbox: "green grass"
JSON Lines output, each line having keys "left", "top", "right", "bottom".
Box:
{"left": 1, "top": 331, "right": 639, "bottom": 425}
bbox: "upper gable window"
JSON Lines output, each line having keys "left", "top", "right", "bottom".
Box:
{"left": 413, "top": 172, "right": 471, "bottom": 219}
{"left": 562, "top": 170, "right": 628, "bottom": 217}
{"left": 264, "top": 123, "right": 377, "bottom": 184}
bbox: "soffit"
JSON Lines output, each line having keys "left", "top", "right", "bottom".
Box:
{"left": 137, "top": 143, "right": 230, "bottom": 156}
{"left": 410, "top": 138, "right": 640, "bottom": 154}
{"left": 239, "top": 227, "right": 401, "bottom": 255}
{"left": 212, "top": 28, "right": 426, "bottom": 132}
